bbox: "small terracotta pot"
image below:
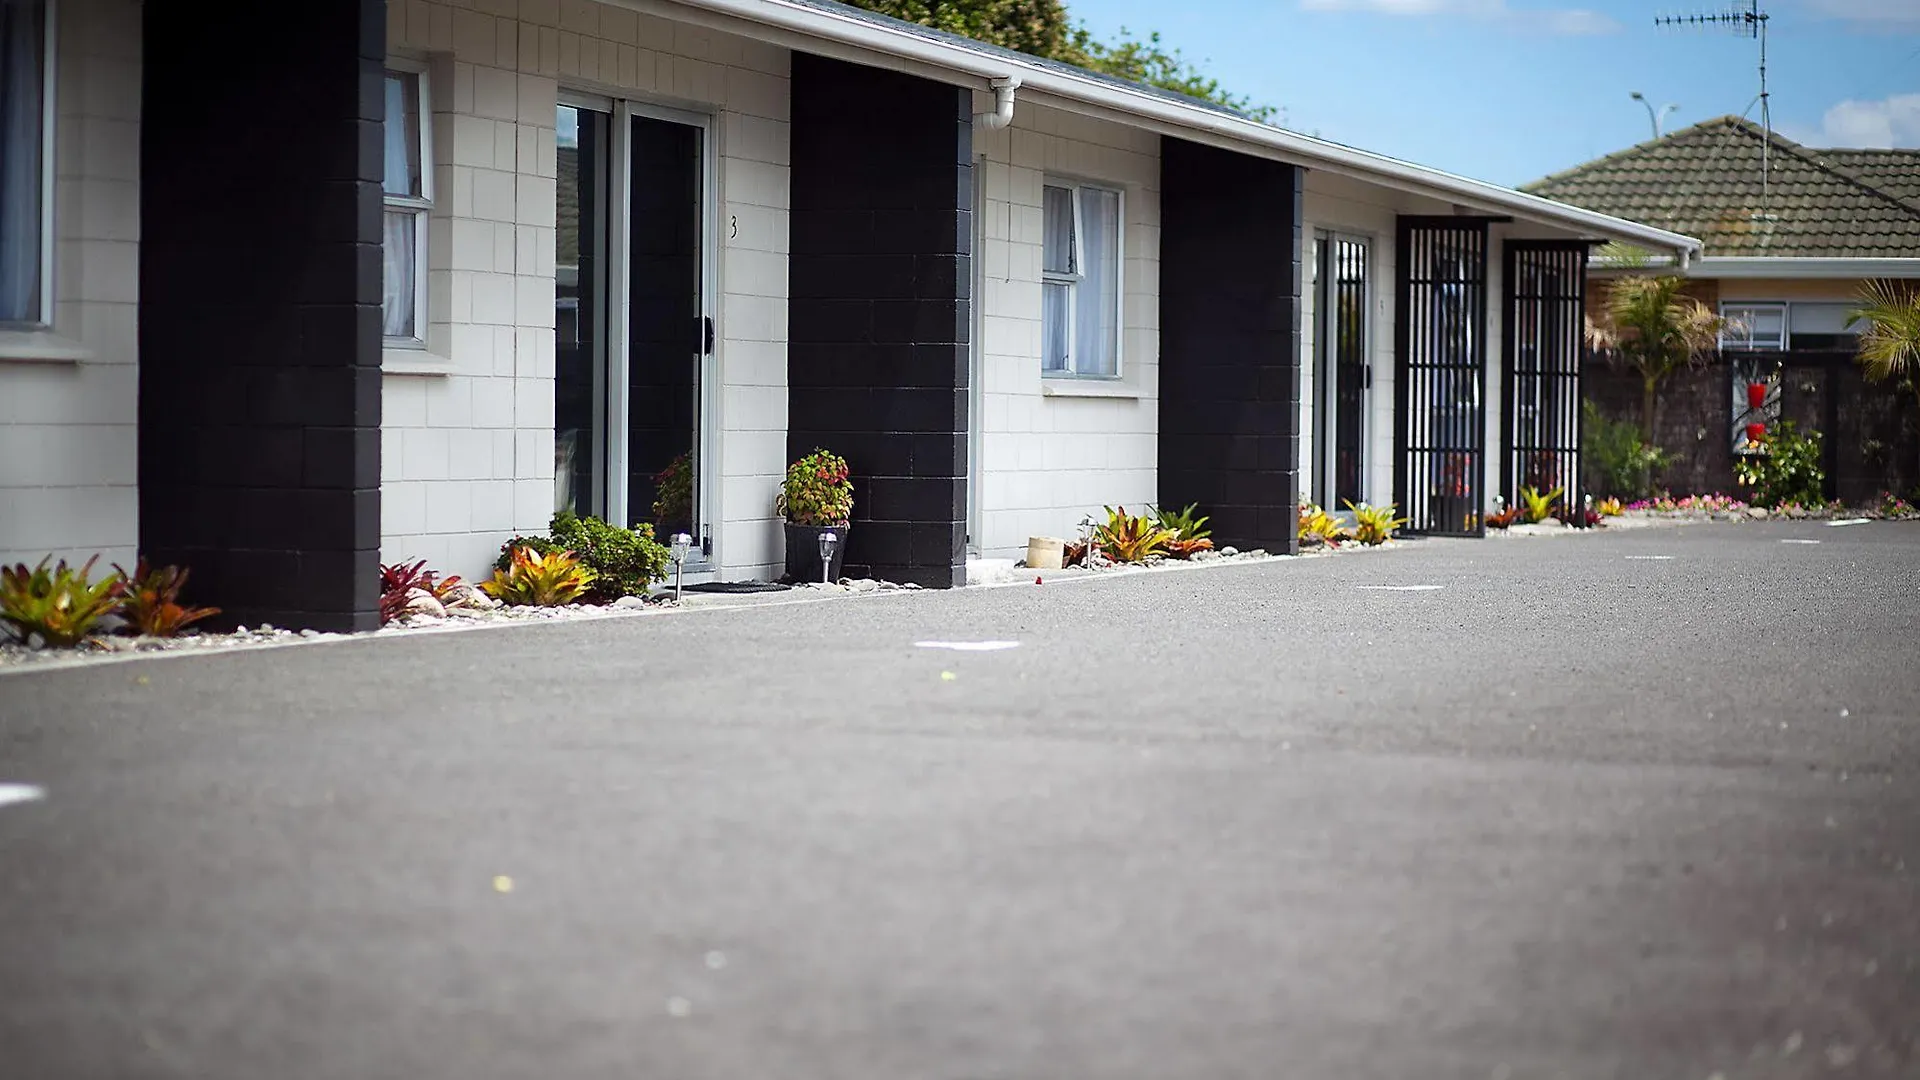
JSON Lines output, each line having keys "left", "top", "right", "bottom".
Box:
{"left": 1747, "top": 382, "right": 1768, "bottom": 410}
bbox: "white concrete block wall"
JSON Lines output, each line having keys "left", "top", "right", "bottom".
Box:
{"left": 0, "top": 0, "right": 141, "bottom": 569}
{"left": 383, "top": 0, "right": 790, "bottom": 583}
{"left": 973, "top": 101, "right": 1159, "bottom": 559}
{"left": 1299, "top": 172, "right": 1416, "bottom": 513}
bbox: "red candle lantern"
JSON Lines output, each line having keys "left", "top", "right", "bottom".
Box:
{"left": 1746, "top": 382, "right": 1768, "bottom": 410}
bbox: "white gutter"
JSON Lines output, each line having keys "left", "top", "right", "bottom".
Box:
{"left": 975, "top": 76, "right": 1019, "bottom": 131}
{"left": 1593, "top": 255, "right": 1920, "bottom": 279}
{"left": 638, "top": 0, "right": 1703, "bottom": 261}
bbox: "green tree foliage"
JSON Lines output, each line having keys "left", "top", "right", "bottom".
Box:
{"left": 842, "top": 1, "right": 1275, "bottom": 120}
{"left": 1065, "top": 27, "right": 1277, "bottom": 122}
{"left": 848, "top": 0, "right": 1074, "bottom": 58}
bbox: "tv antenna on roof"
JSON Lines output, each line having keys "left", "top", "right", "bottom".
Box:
{"left": 1656, "top": 2, "right": 1772, "bottom": 217}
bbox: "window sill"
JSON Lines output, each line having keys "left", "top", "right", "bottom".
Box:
{"left": 383, "top": 347, "right": 454, "bottom": 376}
{"left": 1041, "top": 377, "right": 1139, "bottom": 400}
{"left": 0, "top": 329, "right": 93, "bottom": 364}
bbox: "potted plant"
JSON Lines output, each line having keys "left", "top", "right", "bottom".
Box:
{"left": 777, "top": 449, "right": 853, "bottom": 583}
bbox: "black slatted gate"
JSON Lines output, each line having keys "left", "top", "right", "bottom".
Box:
{"left": 1395, "top": 218, "right": 1488, "bottom": 536}
{"left": 1501, "top": 242, "right": 1588, "bottom": 519}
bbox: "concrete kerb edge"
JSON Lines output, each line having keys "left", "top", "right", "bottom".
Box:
{"left": 0, "top": 539, "right": 1442, "bottom": 677}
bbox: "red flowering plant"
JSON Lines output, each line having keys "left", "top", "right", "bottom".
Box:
{"left": 776, "top": 449, "right": 853, "bottom": 527}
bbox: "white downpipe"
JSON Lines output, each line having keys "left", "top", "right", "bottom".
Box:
{"left": 975, "top": 76, "right": 1020, "bottom": 130}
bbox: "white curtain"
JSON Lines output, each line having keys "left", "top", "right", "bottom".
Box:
{"left": 0, "top": 0, "right": 44, "bottom": 324}
{"left": 1074, "top": 187, "right": 1120, "bottom": 376}
{"left": 1041, "top": 185, "right": 1074, "bottom": 274}
{"left": 382, "top": 210, "right": 415, "bottom": 338}
{"left": 382, "top": 73, "right": 414, "bottom": 197}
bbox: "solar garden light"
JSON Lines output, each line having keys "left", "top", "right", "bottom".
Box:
{"left": 818, "top": 530, "right": 839, "bottom": 585}
{"left": 669, "top": 532, "right": 693, "bottom": 602}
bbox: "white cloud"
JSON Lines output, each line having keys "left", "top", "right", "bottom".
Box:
{"left": 1799, "top": 0, "right": 1920, "bottom": 27}
{"left": 1809, "top": 94, "right": 1920, "bottom": 148}
{"left": 1298, "top": 0, "right": 1621, "bottom": 34}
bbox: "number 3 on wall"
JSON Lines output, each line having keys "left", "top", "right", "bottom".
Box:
{"left": 729, "top": 214, "right": 738, "bottom": 240}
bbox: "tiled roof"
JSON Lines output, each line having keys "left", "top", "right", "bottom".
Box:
{"left": 1521, "top": 117, "right": 1920, "bottom": 258}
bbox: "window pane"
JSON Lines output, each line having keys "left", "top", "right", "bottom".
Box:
{"left": 1042, "top": 281, "right": 1071, "bottom": 372}
{"left": 1041, "top": 185, "right": 1074, "bottom": 275}
{"left": 1073, "top": 187, "right": 1120, "bottom": 375}
{"left": 383, "top": 72, "right": 422, "bottom": 198}
{"left": 382, "top": 209, "right": 417, "bottom": 339}
{"left": 0, "top": 0, "right": 47, "bottom": 323}
{"left": 1724, "top": 305, "right": 1784, "bottom": 350}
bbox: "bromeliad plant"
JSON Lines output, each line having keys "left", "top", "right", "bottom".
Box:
{"left": 114, "top": 559, "right": 221, "bottom": 638}
{"left": 1093, "top": 506, "right": 1173, "bottom": 564}
{"left": 777, "top": 449, "right": 853, "bottom": 527}
{"left": 480, "top": 546, "right": 595, "bottom": 607}
{"left": 1344, "top": 501, "right": 1409, "bottom": 546}
{"left": 1297, "top": 502, "right": 1352, "bottom": 547}
{"left": 379, "top": 559, "right": 466, "bottom": 626}
{"left": 1151, "top": 502, "right": 1214, "bottom": 559}
{"left": 0, "top": 557, "right": 126, "bottom": 647}
{"left": 1518, "top": 485, "right": 1564, "bottom": 525}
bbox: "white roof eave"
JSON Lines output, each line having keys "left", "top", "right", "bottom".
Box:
{"left": 636, "top": 0, "right": 1704, "bottom": 262}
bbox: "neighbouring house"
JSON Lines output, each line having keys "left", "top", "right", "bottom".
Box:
{"left": 1524, "top": 116, "right": 1920, "bottom": 499}
{"left": 0, "top": 0, "right": 1698, "bottom": 631}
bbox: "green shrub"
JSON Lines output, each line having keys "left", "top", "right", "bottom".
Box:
{"left": 776, "top": 448, "right": 854, "bottom": 526}
{"left": 1735, "top": 421, "right": 1826, "bottom": 508}
{"left": 1582, "top": 401, "right": 1668, "bottom": 500}
{"left": 0, "top": 556, "right": 126, "bottom": 647}
{"left": 493, "top": 512, "right": 668, "bottom": 604}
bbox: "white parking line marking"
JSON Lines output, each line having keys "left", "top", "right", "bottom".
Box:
{"left": 0, "top": 784, "right": 46, "bottom": 809}
{"left": 1828, "top": 518, "right": 1871, "bottom": 527}
{"left": 1625, "top": 555, "right": 1675, "bottom": 561}
{"left": 914, "top": 641, "right": 1022, "bottom": 651}
{"left": 1356, "top": 585, "right": 1443, "bottom": 592}
{"left": 1781, "top": 539, "right": 1822, "bottom": 545}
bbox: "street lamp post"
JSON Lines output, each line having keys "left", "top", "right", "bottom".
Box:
{"left": 1630, "top": 91, "right": 1679, "bottom": 139}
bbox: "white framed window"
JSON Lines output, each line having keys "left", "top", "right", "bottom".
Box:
{"left": 1720, "top": 302, "right": 1787, "bottom": 351}
{"left": 0, "top": 0, "right": 54, "bottom": 328}
{"left": 382, "top": 66, "right": 432, "bottom": 346}
{"left": 1041, "top": 180, "right": 1122, "bottom": 377}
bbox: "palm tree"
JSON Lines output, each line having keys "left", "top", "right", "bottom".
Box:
{"left": 1585, "top": 274, "right": 1726, "bottom": 447}
{"left": 1849, "top": 279, "right": 1920, "bottom": 426}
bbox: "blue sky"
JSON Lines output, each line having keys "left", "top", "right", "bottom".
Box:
{"left": 1065, "top": 0, "right": 1920, "bottom": 187}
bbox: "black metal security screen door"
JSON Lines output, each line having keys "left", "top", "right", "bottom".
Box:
{"left": 1502, "top": 242, "right": 1587, "bottom": 514}
{"left": 1395, "top": 218, "right": 1488, "bottom": 536}
{"left": 1314, "top": 232, "right": 1369, "bottom": 509}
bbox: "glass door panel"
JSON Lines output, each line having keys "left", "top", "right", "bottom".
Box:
{"left": 554, "top": 103, "right": 609, "bottom": 518}
{"left": 626, "top": 114, "right": 706, "bottom": 546}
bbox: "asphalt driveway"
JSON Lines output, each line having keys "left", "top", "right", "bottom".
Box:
{"left": 2, "top": 520, "right": 1917, "bottom": 1079}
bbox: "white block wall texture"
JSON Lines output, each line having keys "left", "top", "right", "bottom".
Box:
{"left": 384, "top": 0, "right": 790, "bottom": 582}
{"left": 972, "top": 100, "right": 1160, "bottom": 559}
{"left": 0, "top": 0, "right": 141, "bottom": 569}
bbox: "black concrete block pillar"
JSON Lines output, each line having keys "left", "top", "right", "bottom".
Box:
{"left": 1159, "top": 139, "right": 1302, "bottom": 554}
{"left": 138, "top": 1, "right": 384, "bottom": 631}
{"left": 788, "top": 54, "right": 970, "bottom": 588}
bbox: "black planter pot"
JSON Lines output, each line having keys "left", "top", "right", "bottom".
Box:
{"left": 784, "top": 522, "right": 851, "bottom": 584}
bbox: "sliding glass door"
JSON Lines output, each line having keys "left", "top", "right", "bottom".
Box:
{"left": 555, "top": 99, "right": 715, "bottom": 557}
